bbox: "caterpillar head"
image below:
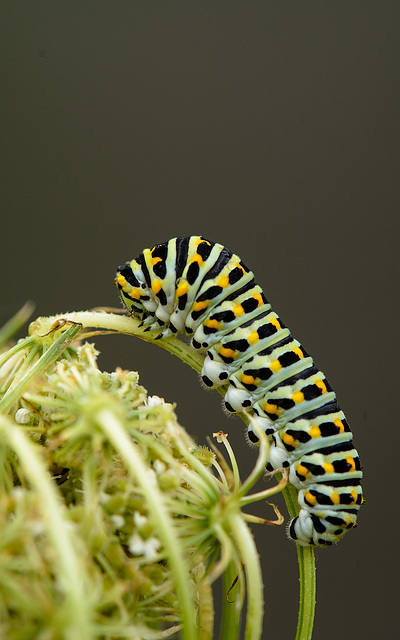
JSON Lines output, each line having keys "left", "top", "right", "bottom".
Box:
{"left": 115, "top": 261, "right": 155, "bottom": 320}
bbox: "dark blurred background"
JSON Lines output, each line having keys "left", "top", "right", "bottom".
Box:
{"left": 2, "top": 2, "right": 399, "bottom": 638}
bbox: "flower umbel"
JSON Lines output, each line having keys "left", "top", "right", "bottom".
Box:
{"left": 0, "top": 314, "right": 287, "bottom": 640}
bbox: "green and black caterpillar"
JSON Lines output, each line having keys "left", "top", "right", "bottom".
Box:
{"left": 115, "top": 236, "right": 363, "bottom": 546}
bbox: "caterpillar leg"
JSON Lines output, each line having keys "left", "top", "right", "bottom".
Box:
{"left": 201, "top": 357, "right": 230, "bottom": 389}
{"left": 288, "top": 483, "right": 362, "bottom": 546}
{"left": 288, "top": 508, "right": 358, "bottom": 546}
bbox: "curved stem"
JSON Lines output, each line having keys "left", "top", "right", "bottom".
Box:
{"left": 31, "top": 311, "right": 205, "bottom": 374}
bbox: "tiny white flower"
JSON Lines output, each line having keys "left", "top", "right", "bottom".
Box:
{"left": 11, "top": 487, "right": 24, "bottom": 501}
{"left": 147, "top": 395, "right": 165, "bottom": 407}
{"left": 111, "top": 514, "right": 125, "bottom": 529}
{"left": 146, "top": 468, "right": 158, "bottom": 487}
{"left": 133, "top": 511, "right": 148, "bottom": 528}
{"left": 128, "top": 533, "right": 161, "bottom": 559}
{"left": 142, "top": 537, "right": 161, "bottom": 559}
{"left": 153, "top": 459, "right": 166, "bottom": 474}
{"left": 31, "top": 520, "right": 46, "bottom": 536}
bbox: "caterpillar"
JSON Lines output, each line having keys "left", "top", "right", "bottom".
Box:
{"left": 115, "top": 236, "right": 363, "bottom": 546}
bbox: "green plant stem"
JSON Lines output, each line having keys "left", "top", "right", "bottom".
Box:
{"left": 0, "top": 323, "right": 81, "bottom": 414}
{"left": 0, "top": 302, "right": 35, "bottom": 347}
{"left": 219, "top": 561, "right": 242, "bottom": 640}
{"left": 229, "top": 514, "right": 263, "bottom": 640}
{"left": 96, "top": 408, "right": 198, "bottom": 640}
{"left": 0, "top": 415, "right": 93, "bottom": 640}
{"left": 196, "top": 563, "right": 214, "bottom": 640}
{"left": 32, "top": 311, "right": 205, "bottom": 374}
{"left": 295, "top": 546, "right": 316, "bottom": 640}
{"left": 282, "top": 482, "right": 316, "bottom": 640}
{"left": 0, "top": 335, "right": 37, "bottom": 368}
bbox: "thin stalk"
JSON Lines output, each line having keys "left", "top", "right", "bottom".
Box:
{"left": 229, "top": 514, "right": 264, "bottom": 640}
{"left": 0, "top": 302, "right": 35, "bottom": 347}
{"left": 283, "top": 482, "right": 316, "bottom": 640}
{"left": 0, "top": 323, "right": 81, "bottom": 414}
{"left": 239, "top": 471, "right": 288, "bottom": 507}
{"left": 196, "top": 563, "right": 214, "bottom": 640}
{"left": 4, "top": 342, "right": 42, "bottom": 393}
{"left": 296, "top": 546, "right": 316, "bottom": 640}
{"left": 96, "top": 408, "right": 198, "bottom": 640}
{"left": 235, "top": 420, "right": 271, "bottom": 499}
{"left": 219, "top": 560, "right": 243, "bottom": 640}
{"left": 213, "top": 432, "right": 241, "bottom": 489}
{"left": 134, "top": 430, "right": 220, "bottom": 504}
{"left": 0, "top": 335, "right": 37, "bottom": 368}
{"left": 0, "top": 415, "right": 93, "bottom": 640}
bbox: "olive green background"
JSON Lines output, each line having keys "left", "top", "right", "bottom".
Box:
{"left": 2, "top": 2, "right": 399, "bottom": 638}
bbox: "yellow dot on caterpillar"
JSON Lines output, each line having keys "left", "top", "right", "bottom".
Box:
{"left": 323, "top": 462, "right": 335, "bottom": 474}
{"left": 297, "top": 463, "right": 309, "bottom": 476}
{"left": 193, "top": 300, "right": 209, "bottom": 312}
{"left": 270, "top": 359, "right": 282, "bottom": 373}
{"left": 270, "top": 317, "right": 281, "bottom": 330}
{"left": 233, "top": 304, "right": 244, "bottom": 316}
{"left": 206, "top": 319, "right": 222, "bottom": 330}
{"left": 116, "top": 274, "right": 127, "bottom": 287}
{"left": 263, "top": 402, "right": 281, "bottom": 416}
{"left": 308, "top": 425, "right": 321, "bottom": 438}
{"left": 248, "top": 331, "right": 259, "bottom": 345}
{"left": 305, "top": 490, "right": 317, "bottom": 504}
{"left": 152, "top": 256, "right": 163, "bottom": 266}
{"left": 217, "top": 275, "right": 230, "bottom": 288}
{"left": 152, "top": 280, "right": 162, "bottom": 295}
{"left": 253, "top": 292, "right": 263, "bottom": 306}
{"left": 191, "top": 254, "right": 204, "bottom": 266}
{"left": 334, "top": 418, "right": 345, "bottom": 432}
{"left": 241, "top": 374, "right": 257, "bottom": 386}
{"left": 292, "top": 391, "right": 305, "bottom": 403}
{"left": 195, "top": 237, "right": 203, "bottom": 246}
{"left": 331, "top": 491, "right": 340, "bottom": 505}
{"left": 129, "top": 288, "right": 141, "bottom": 300}
{"left": 282, "top": 433, "right": 296, "bottom": 447}
{"left": 219, "top": 346, "right": 237, "bottom": 359}
{"left": 293, "top": 346, "right": 303, "bottom": 358}
{"left": 315, "top": 379, "right": 327, "bottom": 394}
{"left": 177, "top": 282, "right": 189, "bottom": 297}
{"left": 346, "top": 457, "right": 356, "bottom": 472}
